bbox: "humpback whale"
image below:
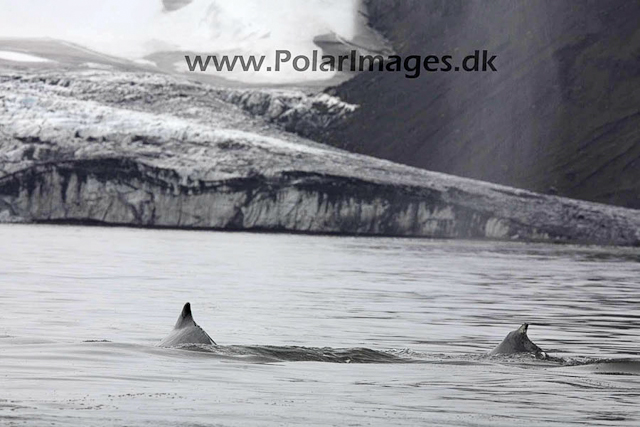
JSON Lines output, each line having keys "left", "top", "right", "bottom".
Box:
{"left": 490, "top": 323, "right": 546, "bottom": 357}
{"left": 158, "top": 303, "right": 216, "bottom": 347}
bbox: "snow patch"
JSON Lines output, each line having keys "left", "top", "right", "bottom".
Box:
{"left": 82, "top": 62, "right": 114, "bottom": 70}
{"left": 0, "top": 50, "right": 52, "bottom": 63}
{"left": 133, "top": 59, "right": 158, "bottom": 67}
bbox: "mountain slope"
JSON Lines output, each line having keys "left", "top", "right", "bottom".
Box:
{"left": 320, "top": 0, "right": 640, "bottom": 209}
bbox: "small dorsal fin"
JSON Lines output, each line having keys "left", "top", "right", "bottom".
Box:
{"left": 174, "top": 302, "right": 195, "bottom": 329}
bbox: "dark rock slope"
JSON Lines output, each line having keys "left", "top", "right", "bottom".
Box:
{"left": 0, "top": 63, "right": 638, "bottom": 245}
{"left": 320, "top": 0, "right": 640, "bottom": 209}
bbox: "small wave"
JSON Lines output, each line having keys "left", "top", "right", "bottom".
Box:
{"left": 555, "top": 357, "right": 640, "bottom": 375}
{"left": 168, "top": 344, "right": 411, "bottom": 364}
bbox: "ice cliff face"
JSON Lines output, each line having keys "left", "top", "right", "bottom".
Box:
{"left": 0, "top": 62, "right": 638, "bottom": 245}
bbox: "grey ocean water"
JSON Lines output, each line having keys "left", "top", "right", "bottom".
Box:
{"left": 1, "top": 224, "right": 639, "bottom": 426}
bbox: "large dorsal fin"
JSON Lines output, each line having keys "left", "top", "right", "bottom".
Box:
{"left": 174, "top": 302, "right": 196, "bottom": 329}
{"left": 159, "top": 302, "right": 216, "bottom": 347}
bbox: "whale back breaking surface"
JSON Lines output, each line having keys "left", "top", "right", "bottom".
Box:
{"left": 158, "top": 303, "right": 216, "bottom": 347}
{"left": 490, "top": 323, "right": 544, "bottom": 356}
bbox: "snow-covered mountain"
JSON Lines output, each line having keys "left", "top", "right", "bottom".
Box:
{"left": 1, "top": 3, "right": 637, "bottom": 245}
{"left": 0, "top": 0, "right": 367, "bottom": 82}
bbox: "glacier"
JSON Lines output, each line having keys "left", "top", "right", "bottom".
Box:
{"left": 0, "top": 46, "right": 638, "bottom": 246}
